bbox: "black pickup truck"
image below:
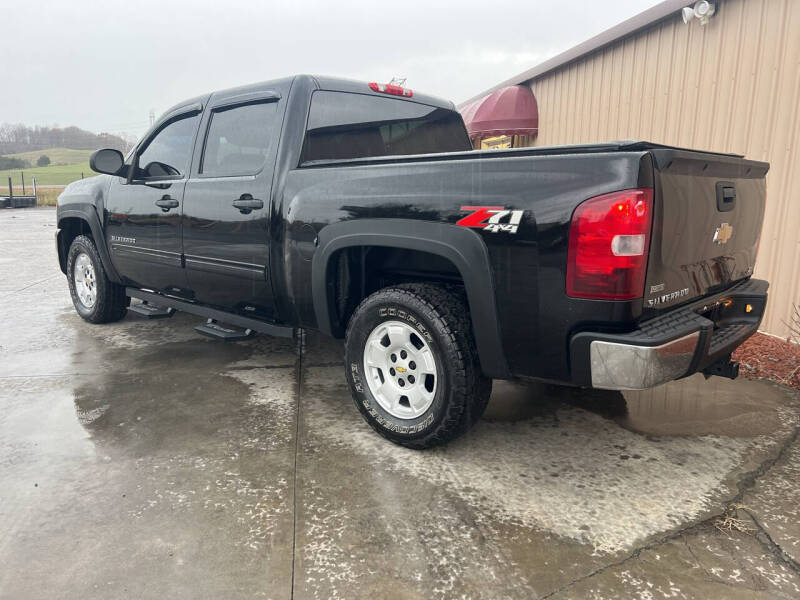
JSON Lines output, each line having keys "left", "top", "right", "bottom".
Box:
{"left": 56, "top": 74, "right": 769, "bottom": 448}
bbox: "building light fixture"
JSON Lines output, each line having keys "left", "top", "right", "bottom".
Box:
{"left": 682, "top": 1, "right": 715, "bottom": 25}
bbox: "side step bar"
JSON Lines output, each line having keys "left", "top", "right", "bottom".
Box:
{"left": 125, "top": 287, "right": 295, "bottom": 339}
{"left": 195, "top": 319, "right": 256, "bottom": 341}
{"left": 129, "top": 301, "right": 175, "bottom": 319}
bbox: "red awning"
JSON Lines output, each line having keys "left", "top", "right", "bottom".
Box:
{"left": 459, "top": 85, "right": 539, "bottom": 141}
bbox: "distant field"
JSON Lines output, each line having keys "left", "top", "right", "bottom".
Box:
{"left": 6, "top": 147, "right": 92, "bottom": 166}
{"left": 0, "top": 147, "right": 95, "bottom": 186}
{"left": 0, "top": 161, "right": 92, "bottom": 186}
{"left": 3, "top": 187, "right": 63, "bottom": 206}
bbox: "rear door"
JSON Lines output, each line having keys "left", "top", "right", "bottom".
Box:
{"left": 181, "top": 89, "right": 283, "bottom": 318}
{"left": 643, "top": 149, "right": 769, "bottom": 314}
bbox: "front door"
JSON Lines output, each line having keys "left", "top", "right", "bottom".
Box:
{"left": 182, "top": 92, "right": 282, "bottom": 318}
{"left": 105, "top": 109, "right": 201, "bottom": 293}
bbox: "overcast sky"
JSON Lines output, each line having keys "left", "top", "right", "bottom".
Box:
{"left": 2, "top": 0, "right": 662, "bottom": 139}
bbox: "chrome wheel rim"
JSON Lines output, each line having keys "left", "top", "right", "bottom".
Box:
{"left": 363, "top": 320, "right": 438, "bottom": 419}
{"left": 73, "top": 252, "right": 97, "bottom": 309}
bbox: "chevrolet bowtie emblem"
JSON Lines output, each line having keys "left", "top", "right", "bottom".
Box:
{"left": 396, "top": 366, "right": 407, "bottom": 373}
{"left": 714, "top": 222, "right": 733, "bottom": 245}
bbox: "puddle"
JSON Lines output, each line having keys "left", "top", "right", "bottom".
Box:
{"left": 302, "top": 366, "right": 799, "bottom": 555}
{"left": 485, "top": 376, "right": 787, "bottom": 438}
{"left": 301, "top": 367, "right": 795, "bottom": 555}
{"left": 617, "top": 375, "right": 787, "bottom": 437}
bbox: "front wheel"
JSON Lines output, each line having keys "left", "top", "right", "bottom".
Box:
{"left": 66, "top": 235, "right": 128, "bottom": 324}
{"left": 344, "top": 284, "right": 491, "bottom": 449}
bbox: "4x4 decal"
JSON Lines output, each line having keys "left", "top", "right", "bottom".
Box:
{"left": 457, "top": 206, "right": 524, "bottom": 234}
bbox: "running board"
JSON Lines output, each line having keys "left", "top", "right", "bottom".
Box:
{"left": 125, "top": 287, "right": 295, "bottom": 338}
{"left": 195, "top": 319, "right": 256, "bottom": 341}
{"left": 128, "top": 301, "right": 175, "bottom": 319}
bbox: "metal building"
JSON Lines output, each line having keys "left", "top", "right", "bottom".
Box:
{"left": 462, "top": 0, "right": 799, "bottom": 338}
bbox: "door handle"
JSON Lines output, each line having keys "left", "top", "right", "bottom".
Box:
{"left": 716, "top": 182, "right": 736, "bottom": 212}
{"left": 155, "top": 196, "right": 179, "bottom": 212}
{"left": 232, "top": 194, "right": 263, "bottom": 214}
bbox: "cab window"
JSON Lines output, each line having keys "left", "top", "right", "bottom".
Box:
{"left": 301, "top": 91, "right": 471, "bottom": 164}
{"left": 200, "top": 101, "right": 278, "bottom": 177}
{"left": 135, "top": 112, "right": 200, "bottom": 179}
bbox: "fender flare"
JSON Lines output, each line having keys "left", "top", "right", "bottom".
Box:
{"left": 57, "top": 207, "right": 122, "bottom": 283}
{"left": 311, "top": 219, "right": 510, "bottom": 379}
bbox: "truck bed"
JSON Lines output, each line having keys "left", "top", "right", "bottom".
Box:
{"left": 300, "top": 140, "right": 762, "bottom": 169}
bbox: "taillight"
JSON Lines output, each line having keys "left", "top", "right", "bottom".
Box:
{"left": 566, "top": 188, "right": 653, "bottom": 300}
{"left": 369, "top": 82, "right": 413, "bottom": 98}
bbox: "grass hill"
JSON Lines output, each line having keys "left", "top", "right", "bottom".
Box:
{"left": 0, "top": 147, "right": 94, "bottom": 187}
{"left": 6, "top": 147, "right": 92, "bottom": 166}
{"left": 0, "top": 162, "right": 91, "bottom": 187}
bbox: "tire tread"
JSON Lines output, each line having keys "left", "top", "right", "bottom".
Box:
{"left": 67, "top": 235, "right": 128, "bottom": 324}
{"left": 345, "top": 283, "right": 491, "bottom": 449}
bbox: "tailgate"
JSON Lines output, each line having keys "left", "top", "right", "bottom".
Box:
{"left": 643, "top": 148, "right": 769, "bottom": 315}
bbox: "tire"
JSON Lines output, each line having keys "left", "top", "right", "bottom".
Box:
{"left": 66, "top": 235, "right": 128, "bottom": 324}
{"left": 344, "top": 283, "right": 492, "bottom": 449}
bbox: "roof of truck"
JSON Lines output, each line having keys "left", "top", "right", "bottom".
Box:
{"left": 159, "top": 74, "right": 457, "bottom": 122}
{"left": 309, "top": 74, "right": 457, "bottom": 111}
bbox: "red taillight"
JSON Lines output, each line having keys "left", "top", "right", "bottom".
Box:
{"left": 566, "top": 188, "right": 653, "bottom": 300}
{"left": 369, "top": 82, "right": 413, "bottom": 98}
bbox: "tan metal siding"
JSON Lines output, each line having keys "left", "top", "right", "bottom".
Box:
{"left": 526, "top": 0, "right": 800, "bottom": 338}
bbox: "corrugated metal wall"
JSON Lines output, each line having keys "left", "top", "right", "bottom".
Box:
{"left": 523, "top": 0, "right": 800, "bottom": 338}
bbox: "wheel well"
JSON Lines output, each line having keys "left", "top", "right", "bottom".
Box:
{"left": 57, "top": 217, "right": 93, "bottom": 273}
{"left": 327, "top": 246, "right": 465, "bottom": 336}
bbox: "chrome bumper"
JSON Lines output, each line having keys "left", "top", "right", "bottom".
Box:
{"left": 568, "top": 278, "right": 767, "bottom": 390}
{"left": 589, "top": 332, "right": 700, "bottom": 390}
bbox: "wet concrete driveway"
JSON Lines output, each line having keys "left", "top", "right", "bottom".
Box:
{"left": 2, "top": 208, "right": 799, "bottom": 599}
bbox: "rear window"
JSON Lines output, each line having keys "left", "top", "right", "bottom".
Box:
{"left": 301, "top": 91, "right": 470, "bottom": 163}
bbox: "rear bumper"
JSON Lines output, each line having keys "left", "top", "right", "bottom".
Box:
{"left": 569, "top": 278, "right": 768, "bottom": 390}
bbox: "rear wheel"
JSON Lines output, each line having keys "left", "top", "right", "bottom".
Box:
{"left": 67, "top": 235, "right": 128, "bottom": 324}
{"left": 344, "top": 284, "right": 492, "bottom": 449}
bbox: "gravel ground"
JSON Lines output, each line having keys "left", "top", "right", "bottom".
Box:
{"left": 734, "top": 332, "right": 800, "bottom": 391}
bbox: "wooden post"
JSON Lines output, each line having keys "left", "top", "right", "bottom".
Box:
{"left": 81, "top": 172, "right": 84, "bottom": 179}
{"left": 32, "top": 177, "right": 37, "bottom": 200}
{"left": 8, "top": 177, "right": 12, "bottom": 202}
{"left": 21, "top": 171, "right": 25, "bottom": 195}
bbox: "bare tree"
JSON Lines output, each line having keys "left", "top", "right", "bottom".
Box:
{"left": 0, "top": 123, "right": 128, "bottom": 154}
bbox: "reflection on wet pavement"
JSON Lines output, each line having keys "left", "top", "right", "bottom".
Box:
{"left": 301, "top": 370, "right": 787, "bottom": 555}
{"left": 486, "top": 376, "right": 788, "bottom": 438}
{"left": 2, "top": 209, "right": 799, "bottom": 599}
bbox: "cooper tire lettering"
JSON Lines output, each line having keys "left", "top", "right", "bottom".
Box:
{"left": 350, "top": 362, "right": 364, "bottom": 392}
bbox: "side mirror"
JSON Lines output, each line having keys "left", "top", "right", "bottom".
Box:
{"left": 89, "top": 148, "right": 125, "bottom": 176}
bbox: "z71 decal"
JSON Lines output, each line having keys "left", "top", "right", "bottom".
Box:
{"left": 457, "top": 206, "right": 524, "bottom": 234}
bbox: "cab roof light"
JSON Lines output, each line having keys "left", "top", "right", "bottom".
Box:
{"left": 369, "top": 82, "right": 413, "bottom": 98}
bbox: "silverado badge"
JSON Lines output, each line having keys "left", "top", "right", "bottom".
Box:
{"left": 713, "top": 222, "right": 733, "bottom": 245}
